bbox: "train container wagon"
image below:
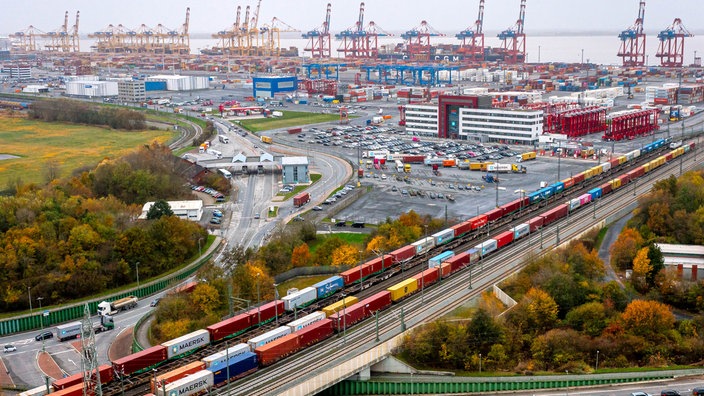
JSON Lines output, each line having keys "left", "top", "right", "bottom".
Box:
{"left": 247, "top": 300, "right": 284, "bottom": 324}
{"left": 51, "top": 384, "right": 86, "bottom": 396}
{"left": 599, "top": 161, "right": 612, "bottom": 173}
{"left": 450, "top": 221, "right": 473, "bottom": 238}
{"left": 282, "top": 287, "right": 317, "bottom": 311}
{"left": 494, "top": 231, "right": 515, "bottom": 249}
{"left": 208, "top": 352, "right": 258, "bottom": 386}
{"left": 322, "top": 296, "right": 359, "bottom": 317}
{"left": 485, "top": 207, "right": 503, "bottom": 222}
{"left": 500, "top": 197, "right": 530, "bottom": 216}
{"left": 610, "top": 178, "right": 622, "bottom": 190}
{"left": 207, "top": 312, "right": 252, "bottom": 342}
{"left": 617, "top": 155, "right": 628, "bottom": 165}
{"left": 286, "top": 311, "right": 326, "bottom": 332}
{"left": 588, "top": 187, "right": 603, "bottom": 200}
{"left": 562, "top": 177, "right": 575, "bottom": 189}
{"left": 512, "top": 223, "right": 530, "bottom": 240}
{"left": 340, "top": 255, "right": 390, "bottom": 285}
{"left": 431, "top": 228, "right": 455, "bottom": 246}
{"left": 600, "top": 182, "right": 612, "bottom": 195}
{"left": 568, "top": 198, "right": 581, "bottom": 212}
{"left": 151, "top": 361, "right": 206, "bottom": 394}
{"left": 440, "top": 262, "right": 452, "bottom": 278}
{"left": 202, "top": 343, "right": 251, "bottom": 369}
{"left": 162, "top": 329, "right": 210, "bottom": 359}
{"left": 389, "top": 245, "right": 416, "bottom": 263}
{"left": 113, "top": 345, "right": 168, "bottom": 376}
{"left": 528, "top": 186, "right": 554, "bottom": 204}
{"left": 428, "top": 250, "right": 454, "bottom": 268}
{"left": 247, "top": 326, "right": 292, "bottom": 350}
{"left": 388, "top": 278, "right": 418, "bottom": 302}
{"left": 412, "top": 267, "right": 441, "bottom": 289}
{"left": 254, "top": 333, "right": 300, "bottom": 367}
{"left": 155, "top": 369, "right": 213, "bottom": 396}
{"left": 550, "top": 181, "right": 565, "bottom": 195}
{"left": 572, "top": 172, "right": 586, "bottom": 184}
{"left": 466, "top": 214, "right": 489, "bottom": 229}
{"left": 665, "top": 151, "right": 674, "bottom": 161}
{"left": 445, "top": 252, "right": 470, "bottom": 273}
{"left": 331, "top": 291, "right": 392, "bottom": 331}
{"left": 590, "top": 164, "right": 604, "bottom": 176}
{"left": 578, "top": 193, "right": 592, "bottom": 206}
{"left": 475, "top": 239, "right": 498, "bottom": 257}
{"left": 608, "top": 158, "right": 620, "bottom": 169}
{"left": 527, "top": 216, "right": 544, "bottom": 232}
{"left": 411, "top": 237, "right": 435, "bottom": 254}
{"left": 297, "top": 318, "right": 334, "bottom": 347}
{"left": 52, "top": 364, "right": 113, "bottom": 391}
{"left": 313, "top": 276, "right": 344, "bottom": 299}
{"left": 618, "top": 173, "right": 631, "bottom": 185}
{"left": 541, "top": 204, "right": 569, "bottom": 226}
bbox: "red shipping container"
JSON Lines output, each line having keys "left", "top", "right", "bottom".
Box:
{"left": 627, "top": 166, "right": 645, "bottom": 179}
{"left": 451, "top": 221, "right": 473, "bottom": 238}
{"left": 500, "top": 197, "right": 528, "bottom": 216}
{"left": 494, "top": 231, "right": 515, "bottom": 249}
{"left": 562, "top": 177, "right": 575, "bottom": 189}
{"left": 527, "top": 216, "right": 545, "bottom": 232}
{"left": 600, "top": 182, "right": 612, "bottom": 195}
{"left": 255, "top": 333, "right": 300, "bottom": 367}
{"left": 53, "top": 365, "right": 113, "bottom": 391}
{"left": 247, "top": 300, "right": 284, "bottom": 325}
{"left": 444, "top": 252, "right": 470, "bottom": 273}
{"left": 113, "top": 346, "right": 168, "bottom": 376}
{"left": 412, "top": 267, "right": 440, "bottom": 289}
{"left": 207, "top": 312, "right": 252, "bottom": 342}
{"left": 331, "top": 291, "right": 392, "bottom": 331}
{"left": 572, "top": 172, "right": 586, "bottom": 184}
{"left": 541, "top": 204, "right": 569, "bottom": 225}
{"left": 618, "top": 173, "right": 630, "bottom": 185}
{"left": 52, "top": 383, "right": 88, "bottom": 396}
{"left": 293, "top": 192, "right": 310, "bottom": 207}
{"left": 440, "top": 262, "right": 452, "bottom": 278}
{"left": 389, "top": 245, "right": 416, "bottom": 263}
{"left": 151, "top": 361, "right": 206, "bottom": 393}
{"left": 485, "top": 208, "right": 503, "bottom": 222}
{"left": 297, "top": 318, "right": 334, "bottom": 347}
{"left": 665, "top": 152, "right": 673, "bottom": 161}
{"left": 467, "top": 214, "right": 488, "bottom": 230}
{"left": 609, "top": 158, "right": 620, "bottom": 169}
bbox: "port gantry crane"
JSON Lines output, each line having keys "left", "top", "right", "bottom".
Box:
{"left": 43, "top": 11, "right": 80, "bottom": 52}
{"left": 456, "top": 0, "right": 485, "bottom": 63}
{"left": 497, "top": 0, "right": 526, "bottom": 64}
{"left": 655, "top": 18, "right": 693, "bottom": 68}
{"left": 336, "top": 2, "right": 367, "bottom": 58}
{"left": 617, "top": 0, "right": 646, "bottom": 67}
{"left": 10, "top": 25, "right": 43, "bottom": 52}
{"left": 303, "top": 3, "right": 332, "bottom": 59}
{"left": 211, "top": 5, "right": 243, "bottom": 55}
{"left": 259, "top": 17, "right": 299, "bottom": 57}
{"left": 402, "top": 20, "right": 445, "bottom": 61}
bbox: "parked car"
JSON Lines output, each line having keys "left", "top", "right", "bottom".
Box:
{"left": 630, "top": 392, "right": 652, "bottom": 396}
{"left": 210, "top": 217, "right": 222, "bottom": 224}
{"left": 660, "top": 391, "right": 681, "bottom": 396}
{"left": 351, "top": 222, "right": 365, "bottom": 228}
{"left": 335, "top": 221, "right": 346, "bottom": 227}
{"left": 312, "top": 206, "right": 323, "bottom": 211}
{"left": 293, "top": 216, "right": 305, "bottom": 222}
{"left": 212, "top": 210, "right": 223, "bottom": 217}
{"left": 35, "top": 331, "right": 53, "bottom": 341}
{"left": 254, "top": 213, "right": 260, "bottom": 219}
{"left": 3, "top": 344, "right": 16, "bottom": 353}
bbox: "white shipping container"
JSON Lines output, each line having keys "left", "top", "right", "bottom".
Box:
{"left": 282, "top": 286, "right": 317, "bottom": 311}
{"left": 247, "top": 326, "right": 291, "bottom": 350}
{"left": 431, "top": 228, "right": 454, "bottom": 246}
{"left": 411, "top": 237, "right": 435, "bottom": 254}
{"left": 156, "top": 369, "right": 213, "bottom": 396}
{"left": 475, "top": 239, "right": 498, "bottom": 256}
{"left": 287, "top": 311, "right": 326, "bottom": 332}
{"left": 162, "top": 329, "right": 210, "bottom": 359}
{"left": 600, "top": 162, "right": 611, "bottom": 173}
{"left": 202, "top": 343, "right": 250, "bottom": 369}
{"left": 512, "top": 223, "right": 530, "bottom": 240}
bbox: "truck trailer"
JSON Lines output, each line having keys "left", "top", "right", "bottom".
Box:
{"left": 57, "top": 322, "right": 82, "bottom": 342}
{"left": 97, "top": 296, "right": 138, "bottom": 316}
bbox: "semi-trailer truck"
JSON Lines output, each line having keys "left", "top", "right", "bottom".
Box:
{"left": 97, "top": 296, "right": 138, "bottom": 316}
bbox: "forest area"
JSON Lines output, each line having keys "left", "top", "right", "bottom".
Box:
{"left": 399, "top": 169, "right": 704, "bottom": 373}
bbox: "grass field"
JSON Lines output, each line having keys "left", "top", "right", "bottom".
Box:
{"left": 308, "top": 233, "right": 369, "bottom": 254}
{"left": 0, "top": 116, "right": 175, "bottom": 187}
{"left": 239, "top": 111, "right": 341, "bottom": 132}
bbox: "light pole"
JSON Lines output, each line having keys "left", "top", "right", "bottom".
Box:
{"left": 198, "top": 237, "right": 203, "bottom": 257}
{"left": 273, "top": 283, "right": 279, "bottom": 325}
{"left": 255, "top": 273, "right": 261, "bottom": 324}
{"left": 595, "top": 350, "right": 600, "bottom": 371}
{"left": 37, "top": 297, "right": 45, "bottom": 352}
{"left": 135, "top": 261, "right": 140, "bottom": 287}
{"left": 479, "top": 353, "right": 482, "bottom": 373}
{"left": 28, "top": 286, "right": 32, "bottom": 314}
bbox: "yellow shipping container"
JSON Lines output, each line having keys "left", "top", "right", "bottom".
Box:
{"left": 322, "top": 296, "right": 359, "bottom": 317}
{"left": 591, "top": 165, "right": 603, "bottom": 176}
{"left": 387, "top": 278, "right": 418, "bottom": 302}
{"left": 469, "top": 162, "right": 482, "bottom": 171}
{"left": 618, "top": 155, "right": 628, "bottom": 165}
{"left": 610, "top": 178, "right": 622, "bottom": 190}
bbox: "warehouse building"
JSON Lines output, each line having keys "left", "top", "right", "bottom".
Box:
{"left": 145, "top": 75, "right": 209, "bottom": 91}
{"left": 65, "top": 80, "right": 118, "bottom": 98}
{"left": 281, "top": 157, "right": 309, "bottom": 184}
{"left": 118, "top": 79, "right": 146, "bottom": 103}
{"left": 139, "top": 200, "right": 203, "bottom": 222}
{"left": 656, "top": 243, "right": 704, "bottom": 281}
{"left": 252, "top": 76, "right": 297, "bottom": 99}
{"left": 1, "top": 64, "right": 31, "bottom": 80}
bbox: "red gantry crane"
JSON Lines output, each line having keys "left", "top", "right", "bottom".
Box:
{"left": 656, "top": 18, "right": 692, "bottom": 68}
{"left": 497, "top": 0, "right": 526, "bottom": 64}
{"left": 402, "top": 20, "right": 445, "bottom": 61}
{"left": 617, "top": 0, "right": 646, "bottom": 67}
{"left": 456, "top": 0, "right": 485, "bottom": 62}
{"left": 303, "top": 3, "right": 332, "bottom": 58}
{"left": 335, "top": 2, "right": 366, "bottom": 58}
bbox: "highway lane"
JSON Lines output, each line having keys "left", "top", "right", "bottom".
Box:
{"left": 229, "top": 144, "right": 703, "bottom": 395}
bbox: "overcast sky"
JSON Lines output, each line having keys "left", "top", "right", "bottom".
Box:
{"left": 2, "top": 0, "right": 702, "bottom": 36}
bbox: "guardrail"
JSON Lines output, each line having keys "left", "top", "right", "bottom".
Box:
{"left": 0, "top": 237, "right": 221, "bottom": 336}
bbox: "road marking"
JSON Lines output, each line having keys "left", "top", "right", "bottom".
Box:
{"left": 67, "top": 358, "right": 76, "bottom": 367}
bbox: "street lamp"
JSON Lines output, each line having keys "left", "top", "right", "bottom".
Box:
{"left": 135, "top": 261, "right": 140, "bottom": 287}
{"left": 273, "top": 283, "right": 279, "bottom": 325}
{"left": 255, "top": 273, "right": 261, "bottom": 324}
{"left": 595, "top": 350, "right": 600, "bottom": 371}
{"left": 37, "top": 297, "right": 45, "bottom": 352}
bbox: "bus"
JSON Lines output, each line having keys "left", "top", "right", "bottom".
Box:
{"left": 218, "top": 168, "right": 232, "bottom": 179}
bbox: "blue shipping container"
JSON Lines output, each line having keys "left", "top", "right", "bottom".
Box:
{"left": 428, "top": 251, "right": 455, "bottom": 268}
{"left": 144, "top": 81, "right": 166, "bottom": 91}
{"left": 550, "top": 182, "right": 565, "bottom": 194}
{"left": 588, "top": 187, "right": 603, "bottom": 200}
{"left": 313, "top": 276, "right": 344, "bottom": 299}
{"left": 209, "top": 352, "right": 258, "bottom": 385}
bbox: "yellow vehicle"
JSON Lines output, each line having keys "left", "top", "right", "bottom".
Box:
{"left": 404, "top": 164, "right": 411, "bottom": 173}
{"left": 517, "top": 151, "right": 536, "bottom": 162}
{"left": 260, "top": 136, "right": 273, "bottom": 144}
{"left": 387, "top": 278, "right": 418, "bottom": 302}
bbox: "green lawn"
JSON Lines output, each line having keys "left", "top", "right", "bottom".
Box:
{"left": 0, "top": 117, "right": 175, "bottom": 187}
{"left": 308, "top": 233, "right": 368, "bottom": 254}
{"left": 239, "top": 111, "right": 341, "bottom": 132}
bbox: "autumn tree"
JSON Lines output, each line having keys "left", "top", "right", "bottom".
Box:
{"left": 645, "top": 243, "right": 665, "bottom": 287}
{"left": 609, "top": 227, "right": 644, "bottom": 270}
{"left": 631, "top": 247, "right": 652, "bottom": 292}
{"left": 190, "top": 283, "right": 220, "bottom": 316}
{"left": 564, "top": 241, "right": 605, "bottom": 281}
{"left": 290, "top": 243, "right": 312, "bottom": 268}
{"left": 621, "top": 299, "right": 675, "bottom": 340}
{"left": 331, "top": 244, "right": 361, "bottom": 266}
{"left": 565, "top": 302, "right": 608, "bottom": 337}
{"left": 466, "top": 309, "right": 503, "bottom": 355}
{"left": 531, "top": 329, "right": 589, "bottom": 371}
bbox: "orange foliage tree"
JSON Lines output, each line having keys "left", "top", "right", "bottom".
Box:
{"left": 620, "top": 299, "right": 674, "bottom": 340}
{"left": 291, "top": 243, "right": 312, "bottom": 268}
{"left": 609, "top": 227, "right": 644, "bottom": 270}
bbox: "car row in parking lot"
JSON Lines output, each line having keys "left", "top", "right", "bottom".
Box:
{"left": 323, "top": 184, "right": 356, "bottom": 205}
{"left": 192, "top": 185, "right": 226, "bottom": 202}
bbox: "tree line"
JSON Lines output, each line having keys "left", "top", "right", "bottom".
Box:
{"left": 29, "top": 98, "right": 146, "bottom": 130}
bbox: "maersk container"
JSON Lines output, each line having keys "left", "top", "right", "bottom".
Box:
{"left": 475, "top": 239, "right": 498, "bottom": 257}
{"left": 588, "top": 187, "right": 603, "bottom": 200}
{"left": 541, "top": 204, "right": 569, "bottom": 225}
{"left": 428, "top": 250, "right": 455, "bottom": 268}
{"left": 527, "top": 216, "right": 544, "bottom": 232}
{"left": 155, "top": 369, "right": 213, "bottom": 396}
{"left": 485, "top": 207, "right": 503, "bottom": 222}
{"left": 568, "top": 198, "right": 581, "bottom": 211}
{"left": 287, "top": 311, "right": 326, "bottom": 332}
{"left": 313, "top": 276, "right": 344, "bottom": 299}
{"left": 282, "top": 287, "right": 317, "bottom": 311}
{"left": 208, "top": 352, "right": 258, "bottom": 386}
{"left": 151, "top": 361, "right": 205, "bottom": 394}
{"left": 512, "top": 223, "right": 530, "bottom": 240}
{"left": 578, "top": 193, "right": 592, "bottom": 206}
{"left": 432, "top": 228, "right": 455, "bottom": 246}
{"left": 56, "top": 321, "right": 82, "bottom": 342}
{"left": 162, "top": 329, "right": 210, "bottom": 359}
{"left": 411, "top": 237, "right": 435, "bottom": 254}
{"left": 202, "top": 343, "right": 251, "bottom": 369}
{"left": 248, "top": 326, "right": 291, "bottom": 350}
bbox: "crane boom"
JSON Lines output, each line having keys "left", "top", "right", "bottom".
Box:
{"left": 476, "top": 0, "right": 484, "bottom": 35}
{"left": 517, "top": 0, "right": 526, "bottom": 35}
{"left": 357, "top": 2, "right": 365, "bottom": 33}
{"left": 323, "top": 3, "right": 331, "bottom": 35}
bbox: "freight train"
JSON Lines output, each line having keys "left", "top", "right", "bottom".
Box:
{"left": 45, "top": 138, "right": 692, "bottom": 396}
